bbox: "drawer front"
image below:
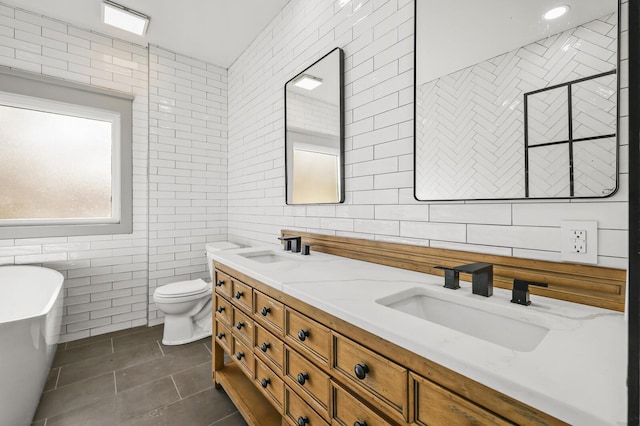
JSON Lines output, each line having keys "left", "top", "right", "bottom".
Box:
{"left": 255, "top": 323, "right": 285, "bottom": 372}
{"left": 231, "top": 279, "right": 253, "bottom": 312}
{"left": 286, "top": 308, "right": 331, "bottom": 364}
{"left": 232, "top": 308, "right": 255, "bottom": 346}
{"left": 214, "top": 294, "right": 232, "bottom": 326}
{"left": 254, "top": 290, "right": 285, "bottom": 334}
{"left": 332, "top": 381, "right": 390, "bottom": 426}
{"left": 285, "top": 386, "right": 329, "bottom": 426}
{"left": 233, "top": 336, "right": 255, "bottom": 379}
{"left": 412, "top": 373, "right": 513, "bottom": 426}
{"left": 214, "top": 270, "right": 233, "bottom": 299}
{"left": 214, "top": 320, "right": 232, "bottom": 355}
{"left": 255, "top": 356, "right": 285, "bottom": 410}
{"left": 333, "top": 334, "right": 407, "bottom": 417}
{"left": 285, "top": 347, "right": 330, "bottom": 419}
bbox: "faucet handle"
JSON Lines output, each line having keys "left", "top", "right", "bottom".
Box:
{"left": 277, "top": 236, "right": 292, "bottom": 251}
{"left": 434, "top": 266, "right": 460, "bottom": 289}
{"left": 511, "top": 279, "right": 548, "bottom": 306}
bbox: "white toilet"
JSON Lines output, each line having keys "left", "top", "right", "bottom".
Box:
{"left": 153, "top": 241, "right": 242, "bottom": 345}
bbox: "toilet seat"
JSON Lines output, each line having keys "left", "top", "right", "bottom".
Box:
{"left": 155, "top": 279, "right": 210, "bottom": 298}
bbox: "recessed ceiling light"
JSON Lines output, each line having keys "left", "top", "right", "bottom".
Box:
{"left": 543, "top": 5, "right": 570, "bottom": 21}
{"left": 293, "top": 74, "right": 323, "bottom": 91}
{"left": 102, "top": 0, "right": 150, "bottom": 36}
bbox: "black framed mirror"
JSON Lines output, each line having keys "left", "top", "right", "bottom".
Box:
{"left": 284, "top": 47, "right": 344, "bottom": 205}
{"left": 414, "top": 0, "right": 620, "bottom": 201}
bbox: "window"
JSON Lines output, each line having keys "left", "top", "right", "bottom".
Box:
{"left": 0, "top": 67, "right": 133, "bottom": 238}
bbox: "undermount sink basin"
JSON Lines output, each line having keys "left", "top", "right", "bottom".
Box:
{"left": 238, "top": 250, "right": 288, "bottom": 264}
{"left": 376, "top": 288, "right": 549, "bottom": 352}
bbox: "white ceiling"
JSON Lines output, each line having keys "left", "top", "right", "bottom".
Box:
{"left": 6, "top": 0, "right": 290, "bottom": 68}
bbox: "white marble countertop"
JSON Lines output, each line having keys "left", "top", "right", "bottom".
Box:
{"left": 211, "top": 244, "right": 627, "bottom": 425}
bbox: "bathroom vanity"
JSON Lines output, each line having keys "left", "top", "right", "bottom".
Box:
{"left": 210, "top": 232, "right": 626, "bottom": 425}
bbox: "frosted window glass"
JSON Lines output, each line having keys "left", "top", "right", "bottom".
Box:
{"left": 0, "top": 105, "right": 113, "bottom": 220}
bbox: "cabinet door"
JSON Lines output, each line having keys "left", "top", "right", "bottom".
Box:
{"left": 411, "top": 373, "right": 513, "bottom": 426}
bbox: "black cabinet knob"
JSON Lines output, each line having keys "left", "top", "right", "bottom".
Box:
{"left": 234, "top": 291, "right": 243, "bottom": 299}
{"left": 354, "top": 422, "right": 367, "bottom": 426}
{"left": 260, "top": 378, "right": 270, "bottom": 388}
{"left": 236, "top": 321, "right": 245, "bottom": 330}
{"left": 216, "top": 306, "right": 225, "bottom": 313}
{"left": 297, "top": 416, "right": 309, "bottom": 426}
{"left": 260, "top": 342, "right": 271, "bottom": 352}
{"left": 235, "top": 352, "right": 244, "bottom": 360}
{"left": 297, "top": 372, "right": 309, "bottom": 385}
{"left": 215, "top": 279, "right": 224, "bottom": 287}
{"left": 354, "top": 363, "right": 369, "bottom": 380}
{"left": 261, "top": 306, "right": 271, "bottom": 316}
{"left": 216, "top": 332, "right": 225, "bottom": 339}
{"left": 297, "top": 329, "right": 310, "bottom": 341}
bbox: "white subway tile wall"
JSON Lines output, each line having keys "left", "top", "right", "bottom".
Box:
{"left": 148, "top": 46, "right": 228, "bottom": 325}
{"left": 227, "top": 0, "right": 628, "bottom": 270}
{"left": 0, "top": 0, "right": 630, "bottom": 342}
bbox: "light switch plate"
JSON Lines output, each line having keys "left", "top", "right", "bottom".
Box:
{"left": 561, "top": 220, "right": 597, "bottom": 264}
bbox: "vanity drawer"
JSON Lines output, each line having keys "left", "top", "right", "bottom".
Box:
{"left": 285, "top": 347, "right": 330, "bottom": 420}
{"left": 231, "top": 279, "right": 253, "bottom": 312}
{"left": 332, "top": 381, "right": 390, "bottom": 426}
{"left": 232, "top": 308, "right": 254, "bottom": 346}
{"left": 255, "top": 323, "right": 285, "bottom": 373}
{"left": 332, "top": 333, "right": 408, "bottom": 419}
{"left": 411, "top": 373, "right": 513, "bottom": 426}
{"left": 214, "top": 294, "right": 232, "bottom": 326}
{"left": 214, "top": 320, "right": 232, "bottom": 355}
{"left": 232, "top": 336, "right": 255, "bottom": 379}
{"left": 286, "top": 308, "right": 331, "bottom": 365}
{"left": 214, "top": 270, "right": 233, "bottom": 299}
{"left": 255, "top": 356, "right": 285, "bottom": 411}
{"left": 254, "top": 290, "right": 285, "bottom": 335}
{"left": 284, "top": 386, "right": 329, "bottom": 426}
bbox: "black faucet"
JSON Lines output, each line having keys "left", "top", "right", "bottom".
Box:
{"left": 278, "top": 236, "right": 302, "bottom": 253}
{"left": 452, "top": 262, "right": 493, "bottom": 297}
{"left": 511, "top": 279, "right": 548, "bottom": 306}
{"left": 434, "top": 266, "right": 460, "bottom": 289}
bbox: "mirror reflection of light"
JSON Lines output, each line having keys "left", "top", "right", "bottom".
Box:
{"left": 338, "top": 0, "right": 350, "bottom": 7}
{"left": 293, "top": 74, "right": 323, "bottom": 90}
{"left": 543, "top": 5, "right": 570, "bottom": 21}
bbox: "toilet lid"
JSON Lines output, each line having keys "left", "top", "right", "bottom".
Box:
{"left": 155, "top": 279, "right": 209, "bottom": 298}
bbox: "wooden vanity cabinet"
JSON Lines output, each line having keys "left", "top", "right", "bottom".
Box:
{"left": 212, "top": 264, "right": 565, "bottom": 426}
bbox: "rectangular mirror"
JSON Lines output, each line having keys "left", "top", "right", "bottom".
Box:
{"left": 414, "top": 0, "right": 619, "bottom": 201}
{"left": 285, "top": 47, "right": 344, "bottom": 204}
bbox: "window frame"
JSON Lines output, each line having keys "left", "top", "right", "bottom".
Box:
{"left": 0, "top": 66, "right": 133, "bottom": 238}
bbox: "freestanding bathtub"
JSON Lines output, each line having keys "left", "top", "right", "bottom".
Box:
{"left": 0, "top": 266, "right": 64, "bottom": 426}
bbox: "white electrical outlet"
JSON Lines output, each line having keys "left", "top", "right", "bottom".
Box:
{"left": 561, "top": 221, "right": 597, "bottom": 264}
{"left": 570, "top": 229, "right": 586, "bottom": 253}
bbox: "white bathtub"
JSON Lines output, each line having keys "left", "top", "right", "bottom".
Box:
{"left": 0, "top": 266, "right": 64, "bottom": 426}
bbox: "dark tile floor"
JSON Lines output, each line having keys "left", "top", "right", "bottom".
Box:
{"left": 33, "top": 325, "right": 247, "bottom": 426}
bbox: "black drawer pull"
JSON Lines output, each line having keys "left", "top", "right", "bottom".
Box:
{"left": 297, "top": 372, "right": 309, "bottom": 385}
{"left": 236, "top": 321, "right": 245, "bottom": 330}
{"left": 235, "top": 291, "right": 243, "bottom": 299}
{"left": 297, "top": 329, "right": 310, "bottom": 341}
{"left": 260, "top": 342, "right": 271, "bottom": 352}
{"left": 215, "top": 279, "right": 225, "bottom": 287}
{"left": 216, "top": 306, "right": 225, "bottom": 313}
{"left": 354, "top": 422, "right": 368, "bottom": 426}
{"left": 216, "top": 332, "right": 225, "bottom": 339}
{"left": 354, "top": 363, "right": 369, "bottom": 380}
{"left": 297, "top": 416, "right": 309, "bottom": 426}
{"left": 261, "top": 306, "right": 271, "bottom": 316}
{"left": 260, "top": 378, "right": 270, "bottom": 388}
{"left": 236, "top": 352, "right": 244, "bottom": 360}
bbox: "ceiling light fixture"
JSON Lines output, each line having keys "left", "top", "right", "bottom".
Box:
{"left": 293, "top": 74, "right": 323, "bottom": 90}
{"left": 543, "top": 5, "right": 570, "bottom": 21}
{"left": 102, "top": 0, "right": 150, "bottom": 36}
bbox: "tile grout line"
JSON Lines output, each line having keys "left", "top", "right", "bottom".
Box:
{"left": 111, "top": 338, "right": 114, "bottom": 354}
{"left": 210, "top": 411, "right": 241, "bottom": 425}
{"left": 204, "top": 342, "right": 211, "bottom": 354}
{"left": 170, "top": 374, "right": 182, "bottom": 400}
{"left": 54, "top": 366, "right": 61, "bottom": 389}
{"left": 157, "top": 340, "right": 165, "bottom": 356}
{"left": 113, "top": 370, "right": 118, "bottom": 394}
